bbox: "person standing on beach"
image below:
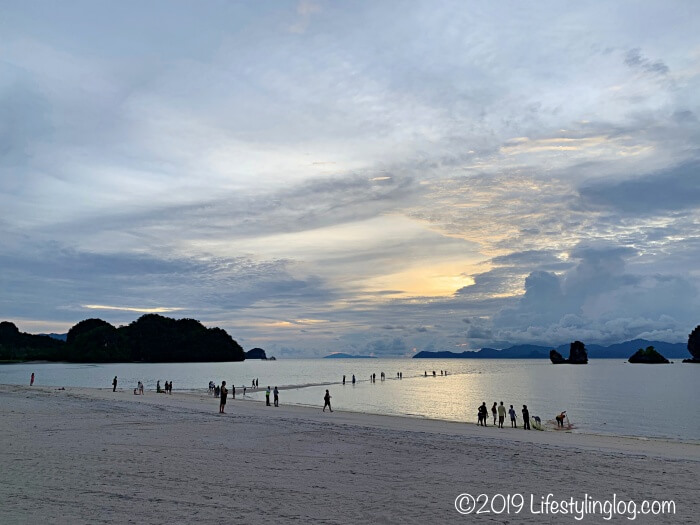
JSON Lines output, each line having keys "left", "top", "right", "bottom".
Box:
{"left": 509, "top": 405, "right": 516, "bottom": 427}
{"left": 352, "top": 374, "right": 356, "bottom": 385}
{"left": 219, "top": 381, "right": 228, "bottom": 413}
{"left": 231, "top": 384, "right": 235, "bottom": 399}
{"left": 478, "top": 402, "right": 488, "bottom": 426}
{"left": 497, "top": 401, "right": 506, "bottom": 428}
{"left": 266, "top": 386, "right": 271, "bottom": 406}
{"left": 273, "top": 386, "right": 279, "bottom": 407}
{"left": 491, "top": 402, "right": 497, "bottom": 425}
{"left": 30, "top": 373, "right": 35, "bottom": 386}
{"left": 323, "top": 390, "right": 333, "bottom": 412}
{"left": 112, "top": 376, "right": 118, "bottom": 392}
{"left": 343, "top": 375, "right": 346, "bottom": 385}
{"left": 522, "top": 405, "right": 530, "bottom": 430}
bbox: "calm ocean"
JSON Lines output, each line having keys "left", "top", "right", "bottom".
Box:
{"left": 1, "top": 358, "right": 697, "bottom": 442}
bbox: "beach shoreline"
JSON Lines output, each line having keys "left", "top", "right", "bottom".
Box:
{"left": 1, "top": 384, "right": 697, "bottom": 523}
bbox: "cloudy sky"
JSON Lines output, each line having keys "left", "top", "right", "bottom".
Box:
{"left": 2, "top": 1, "right": 700, "bottom": 356}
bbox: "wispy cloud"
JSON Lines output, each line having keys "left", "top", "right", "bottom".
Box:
{"left": 82, "top": 305, "right": 184, "bottom": 314}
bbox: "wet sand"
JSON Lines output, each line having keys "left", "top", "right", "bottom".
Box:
{"left": 1, "top": 385, "right": 697, "bottom": 523}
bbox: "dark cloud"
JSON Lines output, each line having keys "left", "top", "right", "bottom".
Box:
{"left": 364, "top": 337, "right": 409, "bottom": 356}
{"left": 0, "top": 245, "right": 334, "bottom": 323}
{"left": 466, "top": 326, "right": 492, "bottom": 339}
{"left": 579, "top": 161, "right": 700, "bottom": 215}
{"left": 624, "top": 48, "right": 669, "bottom": 75}
{"left": 492, "top": 243, "right": 698, "bottom": 345}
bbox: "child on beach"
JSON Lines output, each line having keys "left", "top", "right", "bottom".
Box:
{"left": 323, "top": 390, "right": 333, "bottom": 412}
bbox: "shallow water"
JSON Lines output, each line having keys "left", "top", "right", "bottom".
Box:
{"left": 1, "top": 359, "right": 697, "bottom": 441}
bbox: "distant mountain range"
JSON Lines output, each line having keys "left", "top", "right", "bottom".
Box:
{"left": 40, "top": 333, "right": 67, "bottom": 341}
{"left": 413, "top": 339, "right": 689, "bottom": 359}
{"left": 324, "top": 353, "right": 376, "bottom": 359}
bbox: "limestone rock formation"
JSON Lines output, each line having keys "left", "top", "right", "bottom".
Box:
{"left": 549, "top": 341, "right": 588, "bottom": 364}
{"left": 549, "top": 349, "right": 566, "bottom": 364}
{"left": 684, "top": 325, "right": 700, "bottom": 363}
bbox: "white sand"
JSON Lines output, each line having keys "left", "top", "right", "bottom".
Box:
{"left": 1, "top": 385, "right": 697, "bottom": 524}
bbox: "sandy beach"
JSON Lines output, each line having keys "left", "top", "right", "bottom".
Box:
{"left": 1, "top": 385, "right": 697, "bottom": 524}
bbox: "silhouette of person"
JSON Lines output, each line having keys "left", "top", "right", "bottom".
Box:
{"left": 112, "top": 376, "right": 118, "bottom": 392}
{"left": 219, "top": 381, "right": 228, "bottom": 413}
{"left": 343, "top": 375, "right": 346, "bottom": 385}
{"left": 478, "top": 402, "right": 488, "bottom": 426}
{"left": 30, "top": 372, "right": 35, "bottom": 386}
{"left": 509, "top": 405, "right": 516, "bottom": 427}
{"left": 274, "top": 386, "right": 279, "bottom": 407}
{"left": 323, "top": 390, "right": 333, "bottom": 412}
{"left": 491, "top": 402, "right": 497, "bottom": 425}
{"left": 556, "top": 411, "right": 566, "bottom": 427}
{"left": 266, "top": 386, "right": 271, "bottom": 406}
{"left": 522, "top": 405, "right": 530, "bottom": 430}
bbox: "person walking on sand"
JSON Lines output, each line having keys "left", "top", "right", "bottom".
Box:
{"left": 112, "top": 376, "right": 118, "bottom": 392}
{"left": 522, "top": 405, "right": 530, "bottom": 430}
{"left": 497, "top": 401, "right": 506, "bottom": 428}
{"left": 266, "top": 386, "right": 271, "bottom": 406}
{"left": 274, "top": 386, "right": 279, "bottom": 407}
{"left": 219, "top": 381, "right": 228, "bottom": 413}
{"left": 30, "top": 372, "right": 35, "bottom": 386}
{"left": 491, "top": 402, "right": 497, "bottom": 426}
{"left": 323, "top": 390, "right": 333, "bottom": 412}
{"left": 509, "top": 405, "right": 516, "bottom": 427}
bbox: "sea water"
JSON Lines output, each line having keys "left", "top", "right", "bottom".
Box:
{"left": 1, "top": 359, "right": 697, "bottom": 442}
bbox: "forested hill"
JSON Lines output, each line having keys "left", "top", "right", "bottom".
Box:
{"left": 0, "top": 314, "right": 245, "bottom": 363}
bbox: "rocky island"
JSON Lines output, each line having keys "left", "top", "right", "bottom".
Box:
{"left": 628, "top": 346, "right": 669, "bottom": 364}
{"left": 683, "top": 325, "right": 700, "bottom": 363}
{"left": 549, "top": 340, "right": 589, "bottom": 364}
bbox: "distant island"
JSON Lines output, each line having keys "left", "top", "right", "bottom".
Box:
{"left": 324, "top": 353, "right": 376, "bottom": 359}
{"left": 245, "top": 347, "right": 268, "bottom": 360}
{"left": 0, "top": 315, "right": 245, "bottom": 363}
{"left": 628, "top": 346, "right": 669, "bottom": 364}
{"left": 549, "top": 341, "right": 588, "bottom": 364}
{"left": 413, "top": 339, "right": 690, "bottom": 359}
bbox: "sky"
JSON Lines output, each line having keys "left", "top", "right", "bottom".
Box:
{"left": 2, "top": 1, "right": 700, "bottom": 357}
